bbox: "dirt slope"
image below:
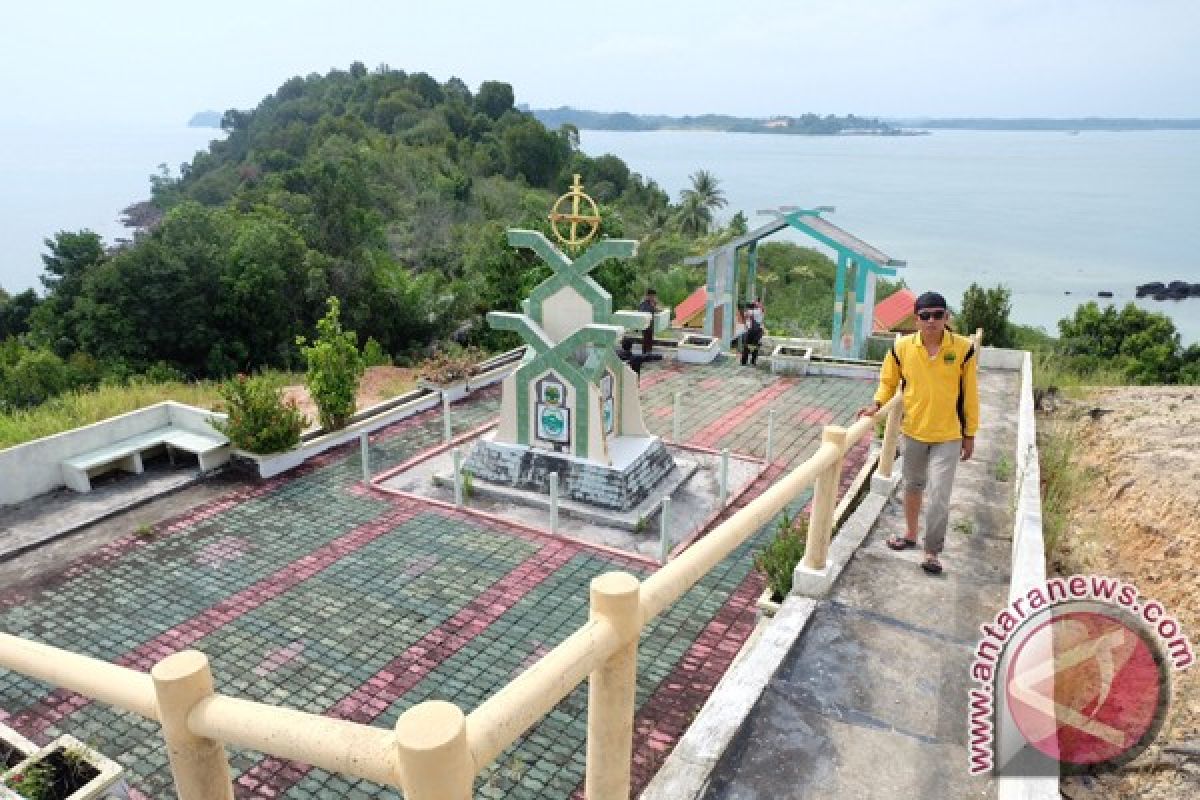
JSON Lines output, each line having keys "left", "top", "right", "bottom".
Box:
{"left": 281, "top": 366, "right": 417, "bottom": 429}
{"left": 1051, "top": 386, "right": 1200, "bottom": 798}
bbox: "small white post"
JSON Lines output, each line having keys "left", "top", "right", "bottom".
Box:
{"left": 658, "top": 497, "right": 671, "bottom": 565}
{"left": 442, "top": 391, "right": 452, "bottom": 443}
{"left": 673, "top": 391, "right": 682, "bottom": 442}
{"left": 719, "top": 448, "right": 730, "bottom": 508}
{"left": 549, "top": 472, "right": 560, "bottom": 534}
{"left": 765, "top": 409, "right": 775, "bottom": 464}
{"left": 359, "top": 432, "right": 370, "bottom": 484}
{"left": 452, "top": 447, "right": 463, "bottom": 507}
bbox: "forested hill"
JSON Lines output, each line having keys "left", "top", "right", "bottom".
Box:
{"left": 531, "top": 107, "right": 895, "bottom": 135}
{"left": 5, "top": 63, "right": 714, "bottom": 380}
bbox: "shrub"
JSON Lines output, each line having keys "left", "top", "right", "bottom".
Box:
{"left": 297, "top": 297, "right": 365, "bottom": 430}
{"left": 0, "top": 348, "right": 72, "bottom": 410}
{"left": 362, "top": 336, "right": 392, "bottom": 367}
{"left": 213, "top": 374, "right": 305, "bottom": 454}
{"left": 418, "top": 344, "right": 483, "bottom": 385}
{"left": 753, "top": 510, "right": 808, "bottom": 601}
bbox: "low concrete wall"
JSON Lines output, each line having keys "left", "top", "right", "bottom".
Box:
{"left": 0, "top": 402, "right": 227, "bottom": 507}
{"left": 996, "top": 351, "right": 1059, "bottom": 800}
{"left": 238, "top": 356, "right": 518, "bottom": 480}
{"left": 980, "top": 346, "right": 1025, "bottom": 370}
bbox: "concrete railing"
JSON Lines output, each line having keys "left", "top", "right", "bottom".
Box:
{"left": 0, "top": 394, "right": 905, "bottom": 799}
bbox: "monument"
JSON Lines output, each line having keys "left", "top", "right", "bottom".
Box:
{"left": 462, "top": 176, "right": 675, "bottom": 511}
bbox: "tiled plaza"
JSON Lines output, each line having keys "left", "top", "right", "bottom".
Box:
{"left": 0, "top": 358, "right": 875, "bottom": 798}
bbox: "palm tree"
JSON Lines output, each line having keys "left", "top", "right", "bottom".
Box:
{"left": 684, "top": 170, "right": 727, "bottom": 212}
{"left": 676, "top": 192, "right": 712, "bottom": 235}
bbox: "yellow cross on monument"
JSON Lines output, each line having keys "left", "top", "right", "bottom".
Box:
{"left": 548, "top": 174, "right": 602, "bottom": 249}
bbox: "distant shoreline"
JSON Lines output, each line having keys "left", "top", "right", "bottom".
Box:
{"left": 528, "top": 107, "right": 1200, "bottom": 134}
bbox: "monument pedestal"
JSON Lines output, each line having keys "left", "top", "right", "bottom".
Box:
{"left": 462, "top": 433, "right": 677, "bottom": 512}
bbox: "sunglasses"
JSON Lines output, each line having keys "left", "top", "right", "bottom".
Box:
{"left": 917, "top": 310, "right": 947, "bottom": 321}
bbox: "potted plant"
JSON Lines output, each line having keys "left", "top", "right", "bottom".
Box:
{"left": 1, "top": 735, "right": 128, "bottom": 800}
{"left": 417, "top": 345, "right": 483, "bottom": 403}
{"left": 753, "top": 511, "right": 808, "bottom": 617}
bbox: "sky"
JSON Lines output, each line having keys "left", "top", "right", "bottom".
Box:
{"left": 1, "top": 0, "right": 1199, "bottom": 126}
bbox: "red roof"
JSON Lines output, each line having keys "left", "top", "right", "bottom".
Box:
{"left": 674, "top": 285, "right": 707, "bottom": 327}
{"left": 873, "top": 288, "right": 917, "bottom": 332}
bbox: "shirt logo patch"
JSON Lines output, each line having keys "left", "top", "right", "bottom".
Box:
{"left": 944, "top": 352, "right": 957, "bottom": 364}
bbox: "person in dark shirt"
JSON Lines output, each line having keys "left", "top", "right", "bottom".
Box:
{"left": 638, "top": 288, "right": 658, "bottom": 354}
{"left": 741, "top": 300, "right": 764, "bottom": 365}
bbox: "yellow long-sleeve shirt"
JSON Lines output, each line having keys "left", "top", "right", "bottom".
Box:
{"left": 874, "top": 331, "right": 980, "bottom": 443}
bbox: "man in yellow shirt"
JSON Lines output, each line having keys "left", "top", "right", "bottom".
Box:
{"left": 860, "top": 291, "right": 979, "bottom": 575}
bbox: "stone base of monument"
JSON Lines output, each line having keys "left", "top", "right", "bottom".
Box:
{"left": 375, "top": 430, "right": 762, "bottom": 560}
{"left": 459, "top": 434, "right": 680, "bottom": 514}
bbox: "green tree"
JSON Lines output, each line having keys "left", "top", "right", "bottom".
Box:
{"left": 1058, "top": 302, "right": 1183, "bottom": 384}
{"left": 0, "top": 288, "right": 40, "bottom": 339}
{"left": 297, "top": 297, "right": 365, "bottom": 430}
{"left": 958, "top": 283, "right": 1015, "bottom": 347}
{"left": 31, "top": 230, "right": 106, "bottom": 351}
{"left": 475, "top": 81, "right": 515, "bottom": 120}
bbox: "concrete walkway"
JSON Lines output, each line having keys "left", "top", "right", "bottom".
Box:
{"left": 702, "top": 368, "right": 1020, "bottom": 800}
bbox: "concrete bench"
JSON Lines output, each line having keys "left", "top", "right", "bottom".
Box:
{"left": 61, "top": 427, "right": 229, "bottom": 493}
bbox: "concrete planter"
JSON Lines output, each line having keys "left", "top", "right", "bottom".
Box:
{"left": 769, "top": 345, "right": 813, "bottom": 375}
{"left": 0, "top": 723, "right": 35, "bottom": 772}
{"left": 416, "top": 379, "right": 470, "bottom": 404}
{"left": 675, "top": 334, "right": 721, "bottom": 364}
{"left": 806, "top": 354, "right": 881, "bottom": 380}
{"left": 755, "top": 586, "right": 783, "bottom": 619}
{"left": 1, "top": 735, "right": 129, "bottom": 799}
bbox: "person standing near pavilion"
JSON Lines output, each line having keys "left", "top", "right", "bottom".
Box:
{"left": 639, "top": 288, "right": 658, "bottom": 354}
{"left": 859, "top": 291, "right": 979, "bottom": 575}
{"left": 740, "top": 299, "right": 765, "bottom": 366}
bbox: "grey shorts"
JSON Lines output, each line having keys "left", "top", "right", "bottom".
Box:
{"left": 901, "top": 435, "right": 961, "bottom": 492}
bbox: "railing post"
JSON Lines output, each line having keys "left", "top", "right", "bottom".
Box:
{"left": 877, "top": 400, "right": 903, "bottom": 479}
{"left": 360, "top": 432, "right": 370, "bottom": 484}
{"left": 673, "top": 391, "right": 682, "bottom": 442}
{"left": 452, "top": 447, "right": 463, "bottom": 507}
{"left": 549, "top": 472, "right": 560, "bottom": 533}
{"left": 803, "top": 426, "right": 847, "bottom": 573}
{"left": 765, "top": 409, "right": 775, "bottom": 464}
{"left": 151, "top": 651, "right": 234, "bottom": 800}
{"left": 658, "top": 497, "right": 671, "bottom": 565}
{"left": 395, "top": 700, "right": 473, "bottom": 800}
{"left": 586, "top": 572, "right": 642, "bottom": 800}
{"left": 719, "top": 448, "right": 730, "bottom": 508}
{"left": 442, "top": 391, "right": 452, "bottom": 443}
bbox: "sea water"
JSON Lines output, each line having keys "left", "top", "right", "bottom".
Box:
{"left": 580, "top": 129, "right": 1200, "bottom": 345}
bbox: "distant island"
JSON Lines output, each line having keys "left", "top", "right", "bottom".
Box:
{"left": 528, "top": 107, "right": 918, "bottom": 135}
{"left": 527, "top": 108, "right": 1200, "bottom": 134}
{"left": 188, "top": 110, "right": 223, "bottom": 128}
{"left": 890, "top": 117, "right": 1200, "bottom": 131}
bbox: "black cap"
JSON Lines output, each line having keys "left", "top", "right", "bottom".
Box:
{"left": 645, "top": 288, "right": 657, "bottom": 295}
{"left": 914, "top": 291, "right": 947, "bottom": 312}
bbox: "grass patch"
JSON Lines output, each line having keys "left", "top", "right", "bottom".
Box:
{"left": 1032, "top": 351, "right": 1128, "bottom": 393}
{"left": 0, "top": 371, "right": 303, "bottom": 450}
{"left": 1038, "top": 416, "right": 1089, "bottom": 565}
{"left": 994, "top": 454, "right": 1014, "bottom": 482}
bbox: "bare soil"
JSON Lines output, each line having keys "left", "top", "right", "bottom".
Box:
{"left": 281, "top": 366, "right": 418, "bottom": 430}
{"left": 1050, "top": 386, "right": 1200, "bottom": 799}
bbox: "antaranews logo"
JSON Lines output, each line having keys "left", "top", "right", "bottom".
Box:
{"left": 967, "top": 575, "right": 1193, "bottom": 777}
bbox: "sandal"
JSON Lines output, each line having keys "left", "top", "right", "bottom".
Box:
{"left": 921, "top": 555, "right": 943, "bottom": 575}
{"left": 886, "top": 535, "right": 918, "bottom": 551}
